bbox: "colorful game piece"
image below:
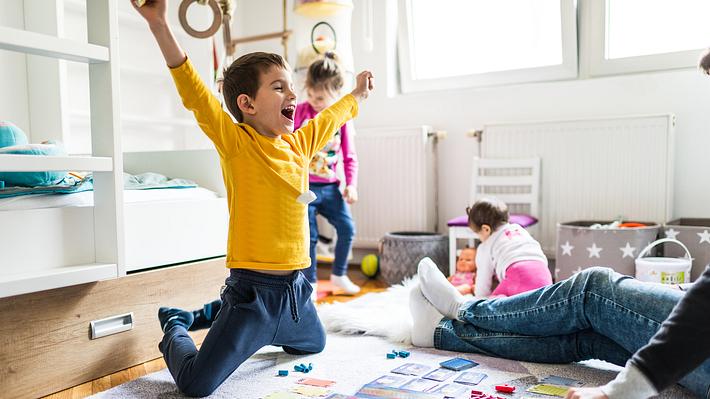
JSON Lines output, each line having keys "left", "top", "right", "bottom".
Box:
{"left": 439, "top": 357, "right": 478, "bottom": 371}
{"left": 278, "top": 370, "right": 289, "bottom": 376}
{"left": 387, "top": 352, "right": 397, "bottom": 359}
{"left": 469, "top": 390, "right": 505, "bottom": 399}
{"left": 398, "top": 350, "right": 410, "bottom": 358}
{"left": 294, "top": 363, "right": 312, "bottom": 373}
{"left": 495, "top": 384, "right": 515, "bottom": 393}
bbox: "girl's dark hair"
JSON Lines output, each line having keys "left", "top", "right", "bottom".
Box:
{"left": 466, "top": 198, "right": 509, "bottom": 232}
{"left": 305, "top": 51, "right": 344, "bottom": 93}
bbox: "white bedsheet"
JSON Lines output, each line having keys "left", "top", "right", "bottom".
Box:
{"left": 0, "top": 188, "right": 219, "bottom": 211}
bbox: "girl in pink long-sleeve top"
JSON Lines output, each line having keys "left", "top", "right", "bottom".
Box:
{"left": 294, "top": 52, "right": 361, "bottom": 297}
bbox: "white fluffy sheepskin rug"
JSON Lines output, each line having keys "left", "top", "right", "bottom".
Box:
{"left": 317, "top": 277, "right": 419, "bottom": 344}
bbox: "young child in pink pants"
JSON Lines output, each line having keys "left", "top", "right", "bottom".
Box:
{"left": 467, "top": 198, "right": 551, "bottom": 297}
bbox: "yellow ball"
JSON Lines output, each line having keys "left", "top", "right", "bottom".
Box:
{"left": 361, "top": 254, "right": 379, "bottom": 278}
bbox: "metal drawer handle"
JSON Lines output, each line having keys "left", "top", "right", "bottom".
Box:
{"left": 90, "top": 312, "right": 134, "bottom": 340}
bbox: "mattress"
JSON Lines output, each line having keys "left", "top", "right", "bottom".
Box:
{"left": 0, "top": 187, "right": 219, "bottom": 211}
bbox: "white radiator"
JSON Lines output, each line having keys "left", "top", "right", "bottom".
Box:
{"left": 480, "top": 114, "right": 675, "bottom": 256}
{"left": 350, "top": 125, "right": 438, "bottom": 248}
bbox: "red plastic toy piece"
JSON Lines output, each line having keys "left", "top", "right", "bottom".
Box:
{"left": 494, "top": 384, "right": 516, "bottom": 393}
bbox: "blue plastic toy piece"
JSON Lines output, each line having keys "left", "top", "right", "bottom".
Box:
{"left": 278, "top": 370, "right": 288, "bottom": 376}
{"left": 386, "top": 353, "right": 396, "bottom": 359}
{"left": 398, "top": 350, "right": 410, "bottom": 358}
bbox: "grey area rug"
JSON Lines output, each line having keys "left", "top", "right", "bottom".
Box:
{"left": 91, "top": 334, "right": 696, "bottom": 398}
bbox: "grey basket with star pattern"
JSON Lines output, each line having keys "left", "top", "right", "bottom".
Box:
{"left": 555, "top": 221, "right": 660, "bottom": 281}
{"left": 661, "top": 219, "right": 710, "bottom": 282}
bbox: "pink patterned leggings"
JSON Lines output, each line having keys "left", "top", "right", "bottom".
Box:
{"left": 491, "top": 260, "right": 553, "bottom": 297}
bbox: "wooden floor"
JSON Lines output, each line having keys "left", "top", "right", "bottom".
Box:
{"left": 42, "top": 266, "right": 388, "bottom": 398}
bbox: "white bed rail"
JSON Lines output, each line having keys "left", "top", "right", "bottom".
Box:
{"left": 0, "top": 0, "right": 123, "bottom": 298}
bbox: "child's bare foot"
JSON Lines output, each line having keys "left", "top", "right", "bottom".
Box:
{"left": 418, "top": 257, "right": 468, "bottom": 319}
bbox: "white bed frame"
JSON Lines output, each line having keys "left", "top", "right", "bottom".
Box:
{"left": 0, "top": 2, "right": 228, "bottom": 299}
{"left": 0, "top": 150, "right": 229, "bottom": 299}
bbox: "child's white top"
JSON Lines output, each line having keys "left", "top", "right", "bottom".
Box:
{"left": 474, "top": 223, "right": 547, "bottom": 297}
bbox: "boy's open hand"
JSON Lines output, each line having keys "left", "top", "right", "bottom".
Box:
{"left": 350, "top": 71, "right": 374, "bottom": 102}
{"left": 130, "top": 0, "right": 168, "bottom": 27}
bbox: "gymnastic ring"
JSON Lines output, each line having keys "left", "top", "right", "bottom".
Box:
{"left": 179, "top": 0, "right": 222, "bottom": 39}
{"left": 310, "top": 21, "right": 337, "bottom": 54}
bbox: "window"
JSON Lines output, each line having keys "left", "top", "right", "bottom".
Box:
{"left": 588, "top": 0, "right": 710, "bottom": 76}
{"left": 397, "top": 0, "right": 578, "bottom": 92}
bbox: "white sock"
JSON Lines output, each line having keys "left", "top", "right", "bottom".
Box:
{"left": 418, "top": 257, "right": 467, "bottom": 319}
{"left": 330, "top": 274, "right": 361, "bottom": 295}
{"left": 409, "top": 285, "right": 443, "bottom": 348}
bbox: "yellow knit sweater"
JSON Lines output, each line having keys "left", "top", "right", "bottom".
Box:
{"left": 170, "top": 59, "right": 358, "bottom": 270}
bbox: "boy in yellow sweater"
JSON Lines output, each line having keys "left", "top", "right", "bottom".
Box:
{"left": 132, "top": 1, "right": 373, "bottom": 396}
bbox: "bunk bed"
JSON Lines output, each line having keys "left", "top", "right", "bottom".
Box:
{"left": 0, "top": 2, "right": 231, "bottom": 397}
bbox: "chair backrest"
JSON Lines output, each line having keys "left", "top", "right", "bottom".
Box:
{"left": 470, "top": 157, "right": 541, "bottom": 219}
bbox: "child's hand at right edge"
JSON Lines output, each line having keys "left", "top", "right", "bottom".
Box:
{"left": 350, "top": 71, "right": 374, "bottom": 102}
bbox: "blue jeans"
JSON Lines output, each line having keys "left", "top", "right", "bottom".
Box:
{"left": 436, "top": 267, "right": 710, "bottom": 398}
{"left": 305, "top": 182, "right": 356, "bottom": 283}
{"left": 159, "top": 269, "right": 325, "bottom": 397}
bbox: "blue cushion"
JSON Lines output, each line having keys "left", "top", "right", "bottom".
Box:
{"left": 0, "top": 143, "right": 68, "bottom": 187}
{"left": 0, "top": 121, "right": 29, "bottom": 148}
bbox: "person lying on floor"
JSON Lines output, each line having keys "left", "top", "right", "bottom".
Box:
{"left": 412, "top": 258, "right": 710, "bottom": 399}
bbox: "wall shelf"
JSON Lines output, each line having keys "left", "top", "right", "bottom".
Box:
{"left": 0, "top": 26, "right": 109, "bottom": 63}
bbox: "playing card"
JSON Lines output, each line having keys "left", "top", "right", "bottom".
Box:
{"left": 540, "top": 375, "right": 585, "bottom": 387}
{"left": 526, "top": 383, "right": 570, "bottom": 397}
{"left": 297, "top": 377, "right": 336, "bottom": 387}
{"left": 453, "top": 371, "right": 487, "bottom": 385}
{"left": 439, "top": 357, "right": 478, "bottom": 371}
{"left": 399, "top": 378, "right": 439, "bottom": 392}
{"left": 291, "top": 385, "right": 331, "bottom": 397}
{"left": 391, "top": 363, "right": 432, "bottom": 376}
{"left": 367, "top": 374, "right": 408, "bottom": 388}
{"left": 431, "top": 383, "right": 470, "bottom": 397}
{"left": 421, "top": 368, "right": 457, "bottom": 382}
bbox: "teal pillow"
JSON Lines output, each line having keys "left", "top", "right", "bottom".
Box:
{"left": 0, "top": 121, "right": 29, "bottom": 148}
{"left": 0, "top": 143, "right": 68, "bottom": 187}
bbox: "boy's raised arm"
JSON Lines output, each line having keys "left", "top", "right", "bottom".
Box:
{"left": 131, "top": 0, "right": 187, "bottom": 68}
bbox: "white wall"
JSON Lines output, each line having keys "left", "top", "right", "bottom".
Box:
{"left": 234, "top": 0, "right": 710, "bottom": 231}
{"left": 3, "top": 0, "right": 709, "bottom": 227}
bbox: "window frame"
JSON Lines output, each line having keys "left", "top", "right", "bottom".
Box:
{"left": 587, "top": 0, "right": 706, "bottom": 77}
{"left": 396, "top": 0, "right": 579, "bottom": 93}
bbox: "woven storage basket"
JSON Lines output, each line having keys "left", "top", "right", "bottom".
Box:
{"left": 379, "top": 232, "right": 449, "bottom": 285}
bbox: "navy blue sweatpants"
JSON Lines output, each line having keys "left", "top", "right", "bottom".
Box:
{"left": 159, "top": 269, "right": 325, "bottom": 397}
